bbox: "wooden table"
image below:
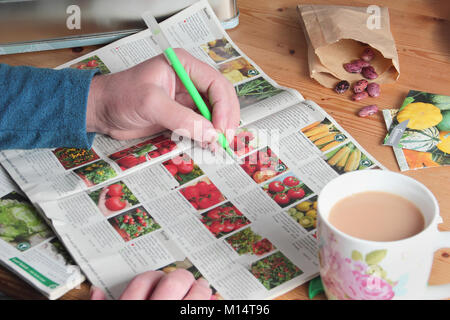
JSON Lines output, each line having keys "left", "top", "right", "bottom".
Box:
{"left": 0, "top": 0, "right": 449, "bottom": 300}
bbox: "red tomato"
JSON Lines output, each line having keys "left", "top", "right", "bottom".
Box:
{"left": 287, "top": 187, "right": 305, "bottom": 200}
{"left": 273, "top": 193, "right": 290, "bottom": 206}
{"left": 183, "top": 186, "right": 200, "bottom": 201}
{"left": 207, "top": 209, "right": 221, "bottom": 220}
{"left": 105, "top": 197, "right": 126, "bottom": 211}
{"left": 208, "top": 183, "right": 218, "bottom": 192}
{"left": 107, "top": 184, "right": 123, "bottom": 197}
{"left": 223, "top": 221, "right": 235, "bottom": 233}
{"left": 196, "top": 181, "right": 210, "bottom": 196}
{"left": 268, "top": 181, "right": 284, "bottom": 193}
{"left": 190, "top": 200, "right": 199, "bottom": 210}
{"left": 168, "top": 142, "right": 177, "bottom": 151}
{"left": 159, "top": 147, "right": 170, "bottom": 154}
{"left": 117, "top": 155, "right": 139, "bottom": 168}
{"left": 283, "top": 176, "right": 300, "bottom": 187}
{"left": 165, "top": 164, "right": 178, "bottom": 176}
{"left": 198, "top": 197, "right": 212, "bottom": 209}
{"left": 177, "top": 161, "right": 194, "bottom": 174}
{"left": 148, "top": 150, "right": 161, "bottom": 158}
{"left": 109, "top": 150, "right": 129, "bottom": 159}
{"left": 209, "top": 221, "right": 225, "bottom": 234}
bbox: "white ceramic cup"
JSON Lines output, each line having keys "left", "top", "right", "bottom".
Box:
{"left": 317, "top": 170, "right": 450, "bottom": 300}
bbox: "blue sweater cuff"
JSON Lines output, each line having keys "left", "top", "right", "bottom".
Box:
{"left": 0, "top": 64, "right": 98, "bottom": 150}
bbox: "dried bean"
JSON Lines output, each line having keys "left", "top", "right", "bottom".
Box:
{"left": 343, "top": 62, "right": 362, "bottom": 73}
{"left": 362, "top": 66, "right": 378, "bottom": 79}
{"left": 361, "top": 48, "right": 375, "bottom": 62}
{"left": 353, "top": 79, "right": 369, "bottom": 93}
{"left": 352, "top": 59, "right": 370, "bottom": 68}
{"left": 367, "top": 83, "right": 381, "bottom": 97}
{"left": 334, "top": 80, "right": 350, "bottom": 94}
{"left": 352, "top": 91, "right": 369, "bottom": 101}
{"left": 358, "top": 105, "right": 379, "bottom": 117}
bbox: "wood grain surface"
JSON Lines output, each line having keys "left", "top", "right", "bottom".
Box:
{"left": 0, "top": 0, "right": 448, "bottom": 300}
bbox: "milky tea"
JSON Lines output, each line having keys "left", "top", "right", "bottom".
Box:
{"left": 329, "top": 191, "right": 425, "bottom": 242}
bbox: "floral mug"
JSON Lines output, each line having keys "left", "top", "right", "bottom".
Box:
{"left": 317, "top": 170, "right": 450, "bottom": 300}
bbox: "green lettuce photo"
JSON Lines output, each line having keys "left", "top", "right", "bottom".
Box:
{"left": 0, "top": 192, "right": 53, "bottom": 250}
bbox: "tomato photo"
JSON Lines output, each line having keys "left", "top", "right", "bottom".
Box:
{"left": 261, "top": 172, "right": 313, "bottom": 208}
{"left": 199, "top": 202, "right": 251, "bottom": 238}
{"left": 232, "top": 128, "right": 260, "bottom": 157}
{"left": 162, "top": 154, "right": 204, "bottom": 187}
{"left": 268, "top": 181, "right": 284, "bottom": 193}
{"left": 108, "top": 133, "right": 178, "bottom": 171}
{"left": 88, "top": 181, "right": 139, "bottom": 217}
{"left": 179, "top": 177, "right": 226, "bottom": 211}
{"left": 108, "top": 206, "right": 160, "bottom": 242}
{"left": 225, "top": 227, "right": 276, "bottom": 257}
{"left": 240, "top": 147, "right": 288, "bottom": 184}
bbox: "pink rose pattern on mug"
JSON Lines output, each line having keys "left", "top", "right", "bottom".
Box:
{"left": 318, "top": 232, "right": 409, "bottom": 300}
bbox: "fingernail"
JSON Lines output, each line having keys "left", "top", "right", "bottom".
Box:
{"left": 196, "top": 278, "right": 210, "bottom": 288}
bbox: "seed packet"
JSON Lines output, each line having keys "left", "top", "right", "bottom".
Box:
{"left": 383, "top": 90, "right": 450, "bottom": 170}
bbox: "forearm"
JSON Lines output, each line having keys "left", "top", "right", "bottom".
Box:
{"left": 0, "top": 63, "right": 98, "bottom": 150}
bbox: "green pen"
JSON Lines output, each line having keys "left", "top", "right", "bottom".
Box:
{"left": 142, "top": 13, "right": 234, "bottom": 157}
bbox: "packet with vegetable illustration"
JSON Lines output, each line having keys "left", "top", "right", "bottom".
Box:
{"left": 383, "top": 90, "right": 450, "bottom": 170}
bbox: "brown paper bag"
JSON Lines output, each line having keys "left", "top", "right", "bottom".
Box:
{"left": 297, "top": 4, "right": 400, "bottom": 88}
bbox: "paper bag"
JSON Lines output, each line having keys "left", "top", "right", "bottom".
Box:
{"left": 297, "top": 4, "right": 400, "bottom": 88}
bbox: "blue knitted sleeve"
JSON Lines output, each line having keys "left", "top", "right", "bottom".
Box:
{"left": 0, "top": 64, "right": 98, "bottom": 149}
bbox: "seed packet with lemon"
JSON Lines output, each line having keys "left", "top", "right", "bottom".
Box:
{"left": 383, "top": 90, "right": 450, "bottom": 170}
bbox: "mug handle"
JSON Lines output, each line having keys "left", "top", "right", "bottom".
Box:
{"left": 424, "top": 231, "right": 450, "bottom": 300}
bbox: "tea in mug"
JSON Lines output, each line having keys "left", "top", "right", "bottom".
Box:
{"left": 329, "top": 191, "right": 425, "bottom": 242}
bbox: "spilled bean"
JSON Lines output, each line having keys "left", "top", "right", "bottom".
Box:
{"left": 367, "top": 83, "right": 381, "bottom": 97}
{"left": 361, "top": 48, "right": 375, "bottom": 62}
{"left": 352, "top": 91, "right": 369, "bottom": 101}
{"left": 358, "top": 105, "right": 379, "bottom": 117}
{"left": 353, "top": 79, "right": 369, "bottom": 93}
{"left": 362, "top": 66, "right": 378, "bottom": 79}
{"left": 334, "top": 80, "right": 350, "bottom": 94}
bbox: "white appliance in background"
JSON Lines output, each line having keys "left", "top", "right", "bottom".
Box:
{"left": 0, "top": 0, "right": 239, "bottom": 55}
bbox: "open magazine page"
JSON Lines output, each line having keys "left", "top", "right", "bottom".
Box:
{"left": 0, "top": 132, "right": 190, "bottom": 203}
{"left": 36, "top": 99, "right": 384, "bottom": 300}
{"left": 0, "top": 1, "right": 385, "bottom": 300}
{"left": 0, "top": 167, "right": 84, "bottom": 300}
{"left": 0, "top": 0, "right": 302, "bottom": 204}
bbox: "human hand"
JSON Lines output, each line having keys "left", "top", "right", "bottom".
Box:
{"left": 90, "top": 269, "right": 212, "bottom": 300}
{"left": 86, "top": 49, "right": 240, "bottom": 148}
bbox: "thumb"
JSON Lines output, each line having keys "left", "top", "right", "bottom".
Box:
{"left": 153, "top": 90, "right": 218, "bottom": 145}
